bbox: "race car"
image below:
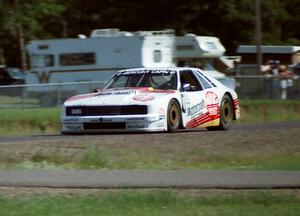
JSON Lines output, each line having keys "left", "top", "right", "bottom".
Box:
{"left": 61, "top": 67, "right": 240, "bottom": 133}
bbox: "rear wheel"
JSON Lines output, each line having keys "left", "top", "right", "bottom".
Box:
{"left": 167, "top": 99, "right": 181, "bottom": 133}
{"left": 207, "top": 94, "right": 233, "bottom": 131}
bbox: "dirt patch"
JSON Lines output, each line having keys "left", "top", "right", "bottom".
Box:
{"left": 0, "top": 123, "right": 299, "bottom": 170}
{"left": 0, "top": 187, "right": 299, "bottom": 198}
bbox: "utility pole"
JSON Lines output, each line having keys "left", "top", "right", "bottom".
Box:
{"left": 255, "top": 0, "right": 262, "bottom": 74}
{"left": 15, "top": 0, "right": 28, "bottom": 71}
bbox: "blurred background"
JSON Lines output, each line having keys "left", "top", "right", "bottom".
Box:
{"left": 0, "top": 0, "right": 300, "bottom": 108}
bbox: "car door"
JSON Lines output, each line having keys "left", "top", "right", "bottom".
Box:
{"left": 179, "top": 70, "right": 207, "bottom": 128}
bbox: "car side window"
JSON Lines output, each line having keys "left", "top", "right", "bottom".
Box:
{"left": 180, "top": 70, "right": 203, "bottom": 91}
{"left": 195, "top": 72, "right": 212, "bottom": 89}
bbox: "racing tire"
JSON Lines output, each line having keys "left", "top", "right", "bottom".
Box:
{"left": 207, "top": 94, "right": 233, "bottom": 131}
{"left": 167, "top": 99, "right": 181, "bottom": 133}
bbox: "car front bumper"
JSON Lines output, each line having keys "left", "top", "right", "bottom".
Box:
{"left": 61, "top": 114, "right": 167, "bottom": 133}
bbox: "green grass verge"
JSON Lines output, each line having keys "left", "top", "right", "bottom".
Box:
{"left": 1, "top": 138, "right": 300, "bottom": 170}
{"left": 0, "top": 100, "right": 299, "bottom": 135}
{"left": 0, "top": 190, "right": 299, "bottom": 216}
{"left": 0, "top": 107, "right": 60, "bottom": 135}
{"left": 239, "top": 100, "right": 300, "bottom": 123}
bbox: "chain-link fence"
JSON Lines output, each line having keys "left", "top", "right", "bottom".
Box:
{"left": 0, "top": 76, "right": 299, "bottom": 109}
{"left": 0, "top": 81, "right": 105, "bottom": 108}
{"left": 235, "top": 75, "right": 300, "bottom": 100}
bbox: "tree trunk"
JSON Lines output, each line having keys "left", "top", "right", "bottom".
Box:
{"left": 15, "top": 0, "right": 27, "bottom": 71}
{"left": 17, "top": 23, "right": 27, "bottom": 71}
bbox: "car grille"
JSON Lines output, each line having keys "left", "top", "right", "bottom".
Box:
{"left": 84, "top": 122, "right": 126, "bottom": 130}
{"left": 66, "top": 105, "right": 148, "bottom": 116}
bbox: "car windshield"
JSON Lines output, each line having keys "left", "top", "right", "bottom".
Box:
{"left": 104, "top": 70, "right": 178, "bottom": 90}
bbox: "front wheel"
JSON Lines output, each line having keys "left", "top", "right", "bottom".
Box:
{"left": 167, "top": 99, "right": 181, "bottom": 133}
{"left": 207, "top": 94, "right": 233, "bottom": 131}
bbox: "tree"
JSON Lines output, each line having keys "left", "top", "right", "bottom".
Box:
{"left": 0, "top": 0, "right": 64, "bottom": 68}
{"left": 0, "top": 0, "right": 299, "bottom": 68}
{"left": 281, "top": 0, "right": 300, "bottom": 44}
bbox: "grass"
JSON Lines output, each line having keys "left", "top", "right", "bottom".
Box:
{"left": 0, "top": 107, "right": 60, "bottom": 134}
{"left": 0, "top": 95, "right": 39, "bottom": 108}
{"left": 0, "top": 100, "right": 299, "bottom": 171}
{"left": 239, "top": 100, "right": 300, "bottom": 123}
{"left": 0, "top": 190, "right": 299, "bottom": 216}
{"left": 0, "top": 132, "right": 299, "bottom": 170}
{"left": 0, "top": 100, "right": 299, "bottom": 135}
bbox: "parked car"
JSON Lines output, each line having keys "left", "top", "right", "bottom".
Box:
{"left": 61, "top": 67, "right": 240, "bottom": 133}
{"left": 0, "top": 65, "right": 24, "bottom": 85}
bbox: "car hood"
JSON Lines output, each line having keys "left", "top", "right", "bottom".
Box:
{"left": 64, "top": 87, "right": 177, "bottom": 106}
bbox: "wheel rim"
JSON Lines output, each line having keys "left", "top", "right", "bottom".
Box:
{"left": 169, "top": 103, "right": 180, "bottom": 127}
{"left": 221, "top": 99, "right": 233, "bottom": 123}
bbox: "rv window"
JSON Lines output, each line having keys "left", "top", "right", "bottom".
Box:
{"left": 60, "top": 53, "right": 95, "bottom": 66}
{"left": 38, "top": 45, "right": 49, "bottom": 50}
{"left": 31, "top": 54, "right": 54, "bottom": 68}
{"left": 153, "top": 50, "right": 162, "bottom": 63}
{"left": 176, "top": 45, "right": 194, "bottom": 50}
{"left": 206, "top": 42, "right": 217, "bottom": 50}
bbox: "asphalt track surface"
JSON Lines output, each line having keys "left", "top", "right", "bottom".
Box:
{"left": 0, "top": 170, "right": 299, "bottom": 189}
{"left": 0, "top": 122, "right": 300, "bottom": 189}
{"left": 0, "top": 121, "right": 299, "bottom": 144}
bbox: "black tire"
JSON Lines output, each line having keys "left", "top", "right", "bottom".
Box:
{"left": 207, "top": 94, "right": 233, "bottom": 131}
{"left": 167, "top": 99, "right": 181, "bottom": 133}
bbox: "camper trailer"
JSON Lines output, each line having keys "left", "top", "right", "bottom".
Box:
{"left": 26, "top": 29, "right": 175, "bottom": 85}
{"left": 175, "top": 34, "right": 227, "bottom": 77}
{"left": 25, "top": 29, "right": 175, "bottom": 104}
{"left": 25, "top": 29, "right": 229, "bottom": 105}
{"left": 26, "top": 29, "right": 229, "bottom": 86}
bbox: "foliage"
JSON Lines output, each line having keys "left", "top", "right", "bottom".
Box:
{"left": 0, "top": 107, "right": 60, "bottom": 134}
{"left": 0, "top": 0, "right": 300, "bottom": 67}
{"left": 0, "top": 191, "right": 299, "bottom": 216}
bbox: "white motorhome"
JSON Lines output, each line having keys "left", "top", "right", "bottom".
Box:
{"left": 175, "top": 34, "right": 226, "bottom": 77}
{"left": 26, "top": 29, "right": 229, "bottom": 86}
{"left": 25, "top": 29, "right": 229, "bottom": 105}
{"left": 26, "top": 29, "right": 175, "bottom": 85}
{"left": 25, "top": 29, "right": 175, "bottom": 105}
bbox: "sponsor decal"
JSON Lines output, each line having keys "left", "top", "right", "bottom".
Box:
{"left": 206, "top": 91, "right": 220, "bottom": 117}
{"left": 97, "top": 90, "right": 136, "bottom": 96}
{"left": 186, "top": 113, "right": 211, "bottom": 128}
{"left": 133, "top": 94, "right": 155, "bottom": 102}
{"left": 65, "top": 123, "right": 83, "bottom": 131}
{"left": 185, "top": 91, "right": 220, "bottom": 128}
{"left": 118, "top": 70, "right": 176, "bottom": 76}
{"left": 187, "top": 100, "right": 205, "bottom": 116}
{"left": 63, "top": 118, "right": 79, "bottom": 122}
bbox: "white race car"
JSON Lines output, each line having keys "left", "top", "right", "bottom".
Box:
{"left": 61, "top": 67, "right": 240, "bottom": 133}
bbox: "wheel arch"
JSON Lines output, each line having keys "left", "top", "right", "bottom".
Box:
{"left": 224, "top": 92, "right": 236, "bottom": 120}
{"left": 168, "top": 97, "right": 184, "bottom": 129}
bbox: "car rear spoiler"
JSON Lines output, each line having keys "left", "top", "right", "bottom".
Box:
{"left": 216, "top": 77, "right": 236, "bottom": 90}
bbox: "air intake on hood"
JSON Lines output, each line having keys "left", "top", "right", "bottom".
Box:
{"left": 66, "top": 105, "right": 148, "bottom": 116}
